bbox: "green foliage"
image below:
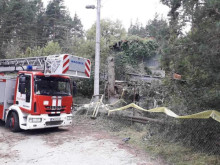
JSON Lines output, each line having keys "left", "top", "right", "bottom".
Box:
{"left": 87, "top": 19, "right": 126, "bottom": 43}
{"left": 72, "top": 13, "right": 84, "bottom": 38}
{"left": 22, "top": 41, "right": 62, "bottom": 57}
{"left": 43, "top": 41, "right": 62, "bottom": 55}
{"left": 85, "top": 19, "right": 126, "bottom": 62}
{"left": 44, "top": 0, "right": 77, "bottom": 46}
{"left": 146, "top": 15, "right": 170, "bottom": 42}
{"left": 28, "top": 46, "right": 44, "bottom": 57}
{"left": 76, "top": 71, "right": 94, "bottom": 97}
{"left": 155, "top": 0, "right": 220, "bottom": 155}
{"left": 128, "top": 19, "right": 148, "bottom": 38}
{"left": 128, "top": 16, "right": 170, "bottom": 43}
{"left": 126, "top": 16, "right": 169, "bottom": 77}
{"left": 120, "top": 39, "right": 158, "bottom": 65}
{"left": 0, "top": 0, "right": 44, "bottom": 57}
{"left": 113, "top": 37, "right": 158, "bottom": 79}
{"left": 161, "top": 0, "right": 220, "bottom": 111}
{"left": 0, "top": 0, "right": 84, "bottom": 58}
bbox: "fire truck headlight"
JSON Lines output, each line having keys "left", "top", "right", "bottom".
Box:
{"left": 67, "top": 116, "right": 72, "bottom": 120}
{"left": 43, "top": 101, "right": 49, "bottom": 106}
{"left": 29, "top": 118, "right": 42, "bottom": 123}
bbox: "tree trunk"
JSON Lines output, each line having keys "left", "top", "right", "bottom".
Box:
{"left": 107, "top": 56, "right": 116, "bottom": 103}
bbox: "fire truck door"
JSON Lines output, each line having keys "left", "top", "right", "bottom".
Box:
{"left": 16, "top": 75, "right": 32, "bottom": 111}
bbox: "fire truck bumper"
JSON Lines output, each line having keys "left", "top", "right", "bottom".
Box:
{"left": 24, "top": 114, "right": 73, "bottom": 130}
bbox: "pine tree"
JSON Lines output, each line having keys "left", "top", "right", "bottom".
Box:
{"left": 0, "top": 0, "right": 45, "bottom": 58}
{"left": 43, "top": 0, "right": 74, "bottom": 46}
{"left": 72, "top": 13, "right": 84, "bottom": 38}
{"left": 128, "top": 20, "right": 148, "bottom": 38}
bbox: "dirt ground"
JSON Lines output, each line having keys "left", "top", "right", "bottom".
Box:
{"left": 0, "top": 116, "right": 166, "bottom": 165}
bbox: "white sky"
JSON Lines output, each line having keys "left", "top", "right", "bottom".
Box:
{"left": 43, "top": 0, "right": 170, "bottom": 30}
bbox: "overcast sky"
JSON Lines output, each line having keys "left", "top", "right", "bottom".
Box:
{"left": 43, "top": 0, "right": 170, "bottom": 30}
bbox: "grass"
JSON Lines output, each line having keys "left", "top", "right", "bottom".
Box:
{"left": 104, "top": 121, "right": 220, "bottom": 165}
{"left": 74, "top": 114, "right": 220, "bottom": 165}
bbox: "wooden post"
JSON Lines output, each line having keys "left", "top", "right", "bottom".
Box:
{"left": 132, "top": 84, "right": 136, "bottom": 123}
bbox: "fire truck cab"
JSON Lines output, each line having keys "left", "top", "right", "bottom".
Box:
{"left": 0, "top": 54, "right": 91, "bottom": 132}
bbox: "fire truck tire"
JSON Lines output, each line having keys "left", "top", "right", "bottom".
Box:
{"left": 8, "top": 112, "right": 21, "bottom": 132}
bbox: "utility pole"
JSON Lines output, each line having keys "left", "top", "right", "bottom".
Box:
{"left": 86, "top": 0, "right": 101, "bottom": 96}
{"left": 94, "top": 0, "right": 101, "bottom": 96}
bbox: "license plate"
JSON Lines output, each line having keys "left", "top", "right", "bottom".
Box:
{"left": 50, "top": 117, "right": 61, "bottom": 121}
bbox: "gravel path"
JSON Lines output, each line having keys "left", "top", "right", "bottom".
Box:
{"left": 0, "top": 117, "right": 165, "bottom": 165}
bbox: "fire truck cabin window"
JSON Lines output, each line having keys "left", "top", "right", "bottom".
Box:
{"left": 34, "top": 76, "right": 71, "bottom": 96}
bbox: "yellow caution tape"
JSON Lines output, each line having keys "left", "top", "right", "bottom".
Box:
{"left": 107, "top": 99, "right": 127, "bottom": 106}
{"left": 108, "top": 103, "right": 220, "bottom": 123}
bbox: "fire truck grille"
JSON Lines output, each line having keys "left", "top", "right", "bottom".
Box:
{"left": 45, "top": 121, "right": 63, "bottom": 126}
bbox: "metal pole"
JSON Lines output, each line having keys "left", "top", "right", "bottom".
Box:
{"left": 94, "top": 0, "right": 101, "bottom": 96}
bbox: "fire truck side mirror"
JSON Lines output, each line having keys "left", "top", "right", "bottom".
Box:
{"left": 72, "top": 81, "right": 77, "bottom": 96}
{"left": 19, "top": 76, "right": 26, "bottom": 94}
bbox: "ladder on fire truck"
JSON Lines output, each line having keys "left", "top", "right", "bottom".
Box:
{"left": 0, "top": 54, "right": 91, "bottom": 78}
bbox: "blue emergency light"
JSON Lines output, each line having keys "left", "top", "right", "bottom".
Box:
{"left": 27, "top": 65, "right": 33, "bottom": 71}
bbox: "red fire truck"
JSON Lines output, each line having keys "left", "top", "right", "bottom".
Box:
{"left": 0, "top": 54, "right": 91, "bottom": 132}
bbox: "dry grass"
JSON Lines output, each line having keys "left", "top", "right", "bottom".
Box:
{"left": 81, "top": 115, "right": 220, "bottom": 165}
{"left": 116, "top": 126, "right": 220, "bottom": 165}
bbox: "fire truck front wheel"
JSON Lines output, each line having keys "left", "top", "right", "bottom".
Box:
{"left": 7, "top": 111, "right": 21, "bottom": 132}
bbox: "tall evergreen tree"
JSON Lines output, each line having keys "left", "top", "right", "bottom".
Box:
{"left": 128, "top": 20, "right": 148, "bottom": 38}
{"left": 43, "top": 0, "right": 74, "bottom": 46}
{"left": 0, "top": 0, "right": 44, "bottom": 58}
{"left": 0, "top": 0, "right": 85, "bottom": 58}
{"left": 72, "top": 13, "right": 84, "bottom": 38}
{"left": 161, "top": 0, "right": 220, "bottom": 110}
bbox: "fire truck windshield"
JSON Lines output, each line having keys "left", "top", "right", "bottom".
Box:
{"left": 34, "top": 76, "right": 71, "bottom": 96}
